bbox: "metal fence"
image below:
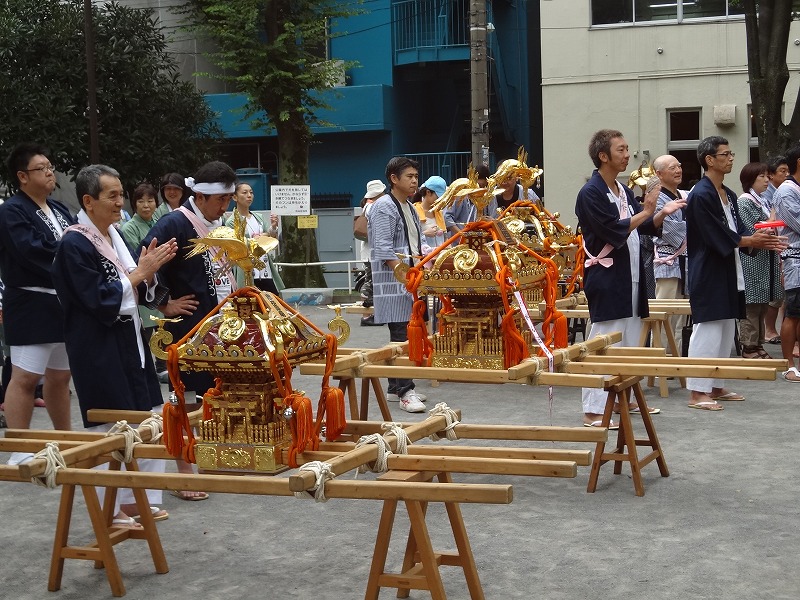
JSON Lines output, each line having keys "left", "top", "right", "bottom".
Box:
{"left": 392, "top": 0, "right": 469, "bottom": 52}
{"left": 404, "top": 151, "right": 495, "bottom": 183}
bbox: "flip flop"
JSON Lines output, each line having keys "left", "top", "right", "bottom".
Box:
{"left": 766, "top": 336, "right": 781, "bottom": 344}
{"left": 111, "top": 516, "right": 143, "bottom": 529}
{"left": 711, "top": 392, "right": 745, "bottom": 401}
{"left": 783, "top": 367, "right": 800, "bottom": 382}
{"left": 170, "top": 490, "right": 209, "bottom": 501}
{"left": 687, "top": 401, "right": 724, "bottom": 411}
{"left": 630, "top": 407, "right": 661, "bottom": 414}
{"left": 132, "top": 506, "right": 169, "bottom": 522}
{"left": 583, "top": 420, "right": 619, "bottom": 430}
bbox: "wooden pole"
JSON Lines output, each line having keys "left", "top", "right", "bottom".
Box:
{"left": 47, "top": 469, "right": 513, "bottom": 504}
{"left": 343, "top": 420, "right": 607, "bottom": 443}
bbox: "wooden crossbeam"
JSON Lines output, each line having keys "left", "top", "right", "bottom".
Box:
{"left": 42, "top": 469, "right": 513, "bottom": 504}
{"left": 319, "top": 442, "right": 593, "bottom": 466}
{"left": 343, "top": 420, "right": 607, "bottom": 443}
{"left": 581, "top": 355, "right": 788, "bottom": 369}
{"left": 564, "top": 361, "right": 778, "bottom": 380}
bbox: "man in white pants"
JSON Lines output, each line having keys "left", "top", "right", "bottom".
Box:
{"left": 652, "top": 154, "right": 690, "bottom": 353}
{"left": 575, "top": 130, "right": 686, "bottom": 428}
{"left": 685, "top": 136, "right": 787, "bottom": 410}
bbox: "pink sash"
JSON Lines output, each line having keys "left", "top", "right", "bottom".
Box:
{"left": 583, "top": 185, "right": 630, "bottom": 269}
{"left": 177, "top": 205, "right": 237, "bottom": 292}
{"left": 64, "top": 225, "right": 137, "bottom": 301}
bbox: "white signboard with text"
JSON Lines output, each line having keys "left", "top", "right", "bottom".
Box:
{"left": 270, "top": 185, "right": 311, "bottom": 216}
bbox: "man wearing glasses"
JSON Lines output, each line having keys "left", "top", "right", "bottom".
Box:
{"left": 0, "top": 143, "right": 75, "bottom": 463}
{"left": 684, "top": 136, "right": 787, "bottom": 411}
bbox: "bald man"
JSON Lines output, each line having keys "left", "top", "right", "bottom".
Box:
{"left": 652, "top": 154, "right": 690, "bottom": 353}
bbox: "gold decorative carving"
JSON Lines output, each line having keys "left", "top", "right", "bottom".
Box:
{"left": 195, "top": 444, "right": 217, "bottom": 470}
{"left": 219, "top": 315, "right": 246, "bottom": 342}
{"left": 254, "top": 446, "right": 277, "bottom": 472}
{"left": 220, "top": 448, "right": 252, "bottom": 469}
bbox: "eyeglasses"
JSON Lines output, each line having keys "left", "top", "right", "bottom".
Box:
{"left": 666, "top": 163, "right": 682, "bottom": 171}
{"left": 713, "top": 152, "right": 735, "bottom": 158}
{"left": 23, "top": 164, "right": 55, "bottom": 174}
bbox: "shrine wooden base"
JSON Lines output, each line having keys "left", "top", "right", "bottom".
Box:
{"left": 365, "top": 470, "right": 483, "bottom": 600}
{"left": 48, "top": 459, "right": 168, "bottom": 597}
{"left": 587, "top": 376, "right": 669, "bottom": 497}
{"left": 336, "top": 376, "right": 393, "bottom": 422}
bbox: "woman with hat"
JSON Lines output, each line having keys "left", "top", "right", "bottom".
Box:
{"left": 412, "top": 175, "right": 448, "bottom": 250}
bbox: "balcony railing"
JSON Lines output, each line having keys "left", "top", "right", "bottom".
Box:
{"left": 392, "top": 0, "right": 469, "bottom": 63}
{"left": 403, "top": 152, "right": 494, "bottom": 184}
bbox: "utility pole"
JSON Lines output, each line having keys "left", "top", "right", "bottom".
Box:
{"left": 470, "top": 0, "right": 489, "bottom": 167}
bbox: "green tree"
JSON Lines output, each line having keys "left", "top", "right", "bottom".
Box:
{"left": 0, "top": 0, "right": 220, "bottom": 192}
{"left": 743, "top": 0, "right": 800, "bottom": 159}
{"left": 177, "top": 0, "right": 358, "bottom": 288}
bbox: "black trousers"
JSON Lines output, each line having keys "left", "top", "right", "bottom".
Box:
{"left": 387, "top": 321, "right": 414, "bottom": 397}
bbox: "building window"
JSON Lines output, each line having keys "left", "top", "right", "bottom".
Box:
{"left": 592, "top": 1, "right": 743, "bottom": 26}
{"left": 667, "top": 109, "right": 702, "bottom": 188}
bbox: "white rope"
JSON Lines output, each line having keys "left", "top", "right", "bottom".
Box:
{"left": 354, "top": 433, "right": 392, "bottom": 474}
{"left": 577, "top": 342, "right": 589, "bottom": 359}
{"left": 428, "top": 403, "right": 460, "bottom": 441}
{"left": 139, "top": 413, "right": 164, "bottom": 444}
{"left": 105, "top": 420, "right": 143, "bottom": 463}
{"left": 294, "top": 461, "right": 335, "bottom": 502}
{"left": 31, "top": 442, "right": 66, "bottom": 489}
{"left": 381, "top": 422, "right": 410, "bottom": 455}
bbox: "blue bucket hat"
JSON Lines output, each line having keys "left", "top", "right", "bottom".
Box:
{"left": 421, "top": 175, "right": 447, "bottom": 198}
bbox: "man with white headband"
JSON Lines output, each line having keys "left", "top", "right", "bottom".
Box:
{"left": 141, "top": 160, "right": 236, "bottom": 500}
{"left": 143, "top": 161, "right": 236, "bottom": 392}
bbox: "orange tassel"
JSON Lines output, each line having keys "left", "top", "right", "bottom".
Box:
{"left": 323, "top": 387, "right": 346, "bottom": 441}
{"left": 285, "top": 393, "right": 314, "bottom": 468}
{"left": 501, "top": 310, "right": 529, "bottom": 369}
{"left": 407, "top": 299, "right": 428, "bottom": 365}
{"left": 554, "top": 312, "right": 569, "bottom": 348}
{"left": 162, "top": 402, "right": 184, "bottom": 458}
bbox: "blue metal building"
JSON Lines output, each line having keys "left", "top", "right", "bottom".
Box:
{"left": 205, "top": 0, "right": 542, "bottom": 211}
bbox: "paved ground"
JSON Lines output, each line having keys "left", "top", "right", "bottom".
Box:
{"left": 1, "top": 305, "right": 799, "bottom": 599}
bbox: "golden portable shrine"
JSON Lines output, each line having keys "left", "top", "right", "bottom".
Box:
{"left": 408, "top": 151, "right": 582, "bottom": 371}
{"left": 151, "top": 210, "right": 350, "bottom": 475}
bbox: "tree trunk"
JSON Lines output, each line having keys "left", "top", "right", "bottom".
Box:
{"left": 744, "top": 0, "right": 795, "bottom": 159}
{"left": 274, "top": 117, "right": 326, "bottom": 288}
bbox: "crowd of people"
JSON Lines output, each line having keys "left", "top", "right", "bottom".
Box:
{"left": 0, "top": 143, "right": 282, "bottom": 525}
{"left": 577, "top": 130, "right": 795, "bottom": 425}
{"left": 3, "top": 132, "right": 798, "bottom": 519}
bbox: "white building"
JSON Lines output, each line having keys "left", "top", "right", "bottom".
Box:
{"left": 540, "top": 1, "right": 800, "bottom": 227}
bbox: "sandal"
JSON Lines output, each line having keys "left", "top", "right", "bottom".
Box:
{"left": 741, "top": 346, "right": 764, "bottom": 359}
{"left": 169, "top": 490, "right": 209, "bottom": 501}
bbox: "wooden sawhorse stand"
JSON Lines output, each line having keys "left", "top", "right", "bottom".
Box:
{"left": 639, "top": 312, "right": 686, "bottom": 397}
{"left": 587, "top": 376, "right": 669, "bottom": 497}
{"left": 49, "top": 459, "right": 168, "bottom": 597}
{"left": 365, "top": 470, "right": 483, "bottom": 600}
{"left": 335, "top": 376, "right": 393, "bottom": 422}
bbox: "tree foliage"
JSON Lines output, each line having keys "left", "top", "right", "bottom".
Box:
{"left": 0, "top": 0, "right": 221, "bottom": 192}
{"left": 177, "top": 0, "right": 359, "bottom": 287}
{"left": 743, "top": 0, "right": 800, "bottom": 159}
